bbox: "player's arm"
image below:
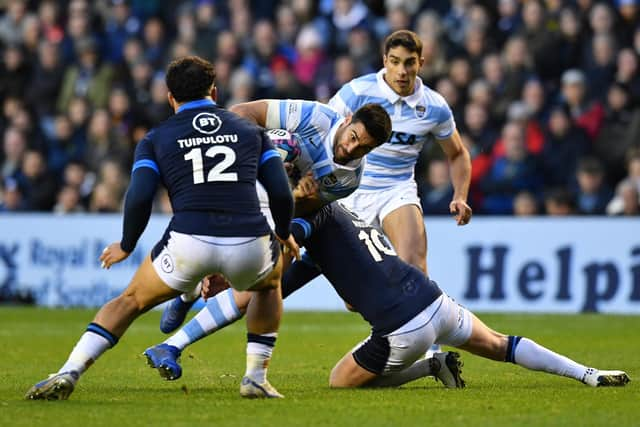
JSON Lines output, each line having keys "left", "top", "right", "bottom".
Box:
{"left": 229, "top": 100, "right": 269, "bottom": 126}
{"left": 100, "top": 139, "right": 160, "bottom": 268}
{"left": 437, "top": 128, "right": 472, "bottom": 225}
{"left": 258, "top": 133, "right": 300, "bottom": 259}
{"left": 281, "top": 253, "right": 322, "bottom": 299}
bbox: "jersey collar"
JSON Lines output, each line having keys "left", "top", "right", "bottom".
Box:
{"left": 376, "top": 69, "right": 423, "bottom": 108}
{"left": 177, "top": 99, "right": 217, "bottom": 113}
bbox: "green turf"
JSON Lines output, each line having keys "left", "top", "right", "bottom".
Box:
{"left": 0, "top": 307, "right": 637, "bottom": 427}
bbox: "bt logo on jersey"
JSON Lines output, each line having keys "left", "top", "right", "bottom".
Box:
{"left": 192, "top": 112, "right": 222, "bottom": 134}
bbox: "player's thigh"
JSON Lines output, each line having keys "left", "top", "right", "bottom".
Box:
{"left": 344, "top": 326, "right": 434, "bottom": 386}
{"left": 122, "top": 255, "right": 182, "bottom": 310}
{"left": 382, "top": 204, "right": 427, "bottom": 269}
{"left": 220, "top": 234, "right": 281, "bottom": 291}
{"left": 433, "top": 294, "right": 474, "bottom": 348}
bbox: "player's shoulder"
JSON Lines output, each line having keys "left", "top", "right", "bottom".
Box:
{"left": 420, "top": 83, "right": 450, "bottom": 108}
{"left": 343, "top": 73, "right": 379, "bottom": 95}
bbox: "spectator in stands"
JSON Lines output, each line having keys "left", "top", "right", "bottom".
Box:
{"left": 560, "top": 68, "right": 605, "bottom": 140}
{"left": 584, "top": 33, "right": 618, "bottom": 102}
{"left": 541, "top": 104, "right": 591, "bottom": 189}
{"left": 519, "top": 0, "right": 562, "bottom": 81}
{"left": 0, "top": 177, "right": 26, "bottom": 212}
{"left": 0, "top": 43, "right": 31, "bottom": 102}
{"left": 88, "top": 181, "right": 119, "bottom": 212}
{"left": 329, "top": 0, "right": 374, "bottom": 54}
{"left": 480, "top": 121, "right": 542, "bottom": 214}
{"left": 556, "top": 6, "right": 585, "bottom": 72}
{"left": 544, "top": 188, "right": 576, "bottom": 216}
{"left": 141, "top": 16, "right": 166, "bottom": 69}
{"left": 0, "top": 0, "right": 32, "bottom": 46}
{"left": 85, "top": 109, "right": 127, "bottom": 173}
{"left": 25, "top": 41, "right": 64, "bottom": 120}
{"left": 17, "top": 149, "right": 58, "bottom": 211}
{"left": 53, "top": 184, "right": 84, "bottom": 214}
{"left": 1, "top": 126, "right": 27, "bottom": 180}
{"left": 46, "top": 114, "right": 82, "bottom": 175}
{"left": 462, "top": 101, "right": 497, "bottom": 154}
{"left": 574, "top": 157, "right": 614, "bottom": 215}
{"left": 62, "top": 160, "right": 93, "bottom": 208}
{"left": 615, "top": 48, "right": 640, "bottom": 105}
{"left": 607, "top": 180, "right": 640, "bottom": 216}
{"left": 513, "top": 190, "right": 539, "bottom": 216}
{"left": 594, "top": 81, "right": 640, "bottom": 185}
{"left": 57, "top": 37, "right": 114, "bottom": 113}
{"left": 420, "top": 159, "right": 454, "bottom": 216}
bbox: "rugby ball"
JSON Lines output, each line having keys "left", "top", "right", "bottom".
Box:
{"left": 266, "top": 129, "right": 301, "bottom": 163}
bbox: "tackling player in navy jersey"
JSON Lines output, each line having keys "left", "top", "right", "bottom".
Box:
{"left": 26, "top": 56, "right": 298, "bottom": 400}
{"left": 287, "top": 203, "right": 628, "bottom": 389}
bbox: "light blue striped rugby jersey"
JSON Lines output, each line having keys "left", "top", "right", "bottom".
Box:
{"left": 329, "top": 69, "right": 456, "bottom": 191}
{"left": 265, "top": 99, "right": 365, "bottom": 202}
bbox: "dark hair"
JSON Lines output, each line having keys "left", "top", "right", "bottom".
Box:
{"left": 545, "top": 188, "right": 575, "bottom": 208}
{"left": 383, "top": 30, "right": 423, "bottom": 56}
{"left": 165, "top": 56, "right": 216, "bottom": 103}
{"left": 352, "top": 103, "right": 392, "bottom": 146}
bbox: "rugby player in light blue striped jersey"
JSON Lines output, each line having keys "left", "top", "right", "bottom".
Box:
{"left": 329, "top": 30, "right": 472, "bottom": 276}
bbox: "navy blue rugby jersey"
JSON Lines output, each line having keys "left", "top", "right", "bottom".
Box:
{"left": 291, "top": 203, "right": 442, "bottom": 335}
{"left": 133, "top": 99, "right": 276, "bottom": 236}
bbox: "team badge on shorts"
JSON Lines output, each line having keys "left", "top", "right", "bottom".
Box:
{"left": 160, "top": 254, "right": 174, "bottom": 273}
{"left": 192, "top": 112, "right": 222, "bottom": 134}
{"left": 415, "top": 105, "right": 426, "bottom": 119}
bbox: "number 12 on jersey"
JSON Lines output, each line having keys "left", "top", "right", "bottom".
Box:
{"left": 358, "top": 229, "right": 396, "bottom": 261}
{"left": 184, "top": 146, "right": 238, "bottom": 184}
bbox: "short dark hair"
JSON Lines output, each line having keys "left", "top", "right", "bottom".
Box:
{"left": 165, "top": 56, "right": 216, "bottom": 103}
{"left": 383, "top": 30, "right": 423, "bottom": 56}
{"left": 352, "top": 103, "right": 392, "bottom": 146}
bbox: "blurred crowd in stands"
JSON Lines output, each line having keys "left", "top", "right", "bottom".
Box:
{"left": 0, "top": 0, "right": 639, "bottom": 216}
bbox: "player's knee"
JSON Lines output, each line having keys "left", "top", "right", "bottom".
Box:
{"left": 113, "top": 291, "right": 146, "bottom": 316}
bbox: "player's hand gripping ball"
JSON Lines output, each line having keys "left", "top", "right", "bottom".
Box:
{"left": 266, "top": 129, "right": 302, "bottom": 163}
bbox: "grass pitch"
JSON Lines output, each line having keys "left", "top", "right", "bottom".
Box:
{"left": 1, "top": 307, "right": 638, "bottom": 427}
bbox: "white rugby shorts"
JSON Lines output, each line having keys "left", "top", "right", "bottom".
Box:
{"left": 151, "top": 230, "right": 278, "bottom": 293}
{"left": 352, "top": 294, "right": 473, "bottom": 375}
{"left": 338, "top": 181, "right": 421, "bottom": 227}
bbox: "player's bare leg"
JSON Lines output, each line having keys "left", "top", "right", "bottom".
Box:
{"left": 26, "top": 256, "right": 181, "bottom": 400}
{"left": 328, "top": 347, "right": 462, "bottom": 389}
{"left": 457, "top": 314, "right": 630, "bottom": 387}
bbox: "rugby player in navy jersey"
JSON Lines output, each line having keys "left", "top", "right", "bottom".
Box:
{"left": 25, "top": 56, "right": 298, "bottom": 400}
{"left": 156, "top": 99, "right": 392, "bottom": 333}
{"left": 288, "top": 202, "right": 629, "bottom": 389}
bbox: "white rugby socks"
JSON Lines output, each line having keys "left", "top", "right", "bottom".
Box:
{"left": 507, "top": 336, "right": 588, "bottom": 381}
{"left": 59, "top": 323, "right": 118, "bottom": 378}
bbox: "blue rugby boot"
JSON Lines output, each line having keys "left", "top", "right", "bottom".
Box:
{"left": 160, "top": 296, "right": 197, "bottom": 333}
{"left": 144, "top": 343, "right": 183, "bottom": 380}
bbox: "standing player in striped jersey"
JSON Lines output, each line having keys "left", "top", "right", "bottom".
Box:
{"left": 155, "top": 100, "right": 392, "bottom": 335}
{"left": 329, "top": 30, "right": 472, "bottom": 355}
{"left": 329, "top": 29, "right": 472, "bottom": 275}
{"left": 25, "top": 56, "right": 298, "bottom": 400}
